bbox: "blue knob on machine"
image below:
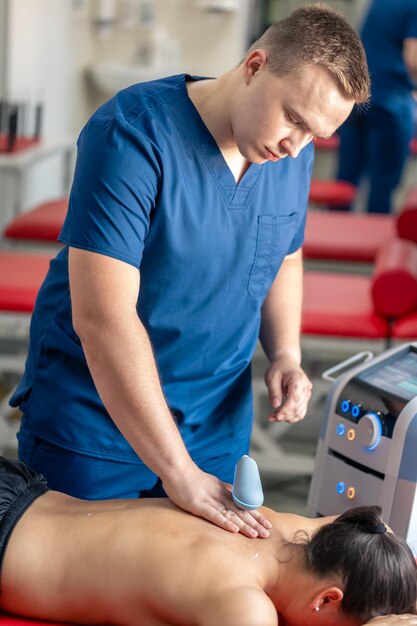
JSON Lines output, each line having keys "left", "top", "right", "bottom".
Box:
{"left": 341, "top": 400, "right": 351, "bottom": 413}
{"left": 357, "top": 412, "right": 383, "bottom": 451}
{"left": 337, "top": 423, "right": 346, "bottom": 437}
{"left": 351, "top": 404, "right": 361, "bottom": 419}
{"left": 337, "top": 481, "right": 346, "bottom": 494}
{"left": 232, "top": 455, "right": 264, "bottom": 510}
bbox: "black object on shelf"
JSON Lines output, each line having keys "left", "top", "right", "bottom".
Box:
{"left": 0, "top": 98, "right": 44, "bottom": 152}
{"left": 7, "top": 105, "right": 18, "bottom": 152}
{"left": 34, "top": 102, "right": 43, "bottom": 140}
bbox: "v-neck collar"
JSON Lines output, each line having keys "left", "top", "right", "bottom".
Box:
{"left": 174, "top": 74, "right": 263, "bottom": 209}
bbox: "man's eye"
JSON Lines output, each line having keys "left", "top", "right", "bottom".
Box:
{"left": 287, "top": 114, "right": 300, "bottom": 126}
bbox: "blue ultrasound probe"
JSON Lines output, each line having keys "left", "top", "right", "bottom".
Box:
{"left": 232, "top": 455, "right": 264, "bottom": 510}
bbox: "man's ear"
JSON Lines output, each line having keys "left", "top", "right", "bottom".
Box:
{"left": 242, "top": 49, "right": 268, "bottom": 84}
{"left": 311, "top": 586, "right": 344, "bottom": 613}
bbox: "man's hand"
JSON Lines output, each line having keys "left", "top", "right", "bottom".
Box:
{"left": 365, "top": 616, "right": 417, "bottom": 626}
{"left": 162, "top": 464, "right": 272, "bottom": 539}
{"left": 264, "top": 354, "right": 312, "bottom": 423}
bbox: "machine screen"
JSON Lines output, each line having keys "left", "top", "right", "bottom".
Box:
{"left": 358, "top": 349, "right": 417, "bottom": 401}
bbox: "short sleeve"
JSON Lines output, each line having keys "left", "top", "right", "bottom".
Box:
{"left": 59, "top": 116, "right": 161, "bottom": 269}
{"left": 405, "top": 1, "right": 417, "bottom": 39}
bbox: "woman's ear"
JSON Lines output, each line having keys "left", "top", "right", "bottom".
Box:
{"left": 311, "top": 586, "right": 344, "bottom": 613}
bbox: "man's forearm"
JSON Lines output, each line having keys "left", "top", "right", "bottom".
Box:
{"left": 259, "top": 249, "right": 303, "bottom": 364}
{"left": 76, "top": 312, "right": 192, "bottom": 480}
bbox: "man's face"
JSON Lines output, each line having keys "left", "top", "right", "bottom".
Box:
{"left": 230, "top": 53, "right": 355, "bottom": 164}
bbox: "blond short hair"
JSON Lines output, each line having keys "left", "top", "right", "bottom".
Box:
{"left": 247, "top": 2, "right": 370, "bottom": 104}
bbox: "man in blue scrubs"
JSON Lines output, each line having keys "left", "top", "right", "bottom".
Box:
{"left": 337, "top": 0, "right": 417, "bottom": 214}
{"left": 11, "top": 4, "right": 370, "bottom": 537}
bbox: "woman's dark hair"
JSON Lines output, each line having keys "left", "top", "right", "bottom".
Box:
{"left": 299, "top": 506, "right": 417, "bottom": 621}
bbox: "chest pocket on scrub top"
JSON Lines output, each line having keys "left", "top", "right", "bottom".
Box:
{"left": 248, "top": 213, "right": 298, "bottom": 298}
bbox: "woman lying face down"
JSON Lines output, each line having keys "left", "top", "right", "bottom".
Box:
{"left": 0, "top": 457, "right": 416, "bottom": 626}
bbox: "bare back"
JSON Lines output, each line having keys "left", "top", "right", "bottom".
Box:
{"left": 0, "top": 492, "right": 322, "bottom": 626}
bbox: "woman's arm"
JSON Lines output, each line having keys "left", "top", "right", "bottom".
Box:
{"left": 365, "top": 616, "right": 417, "bottom": 625}
{"left": 199, "top": 587, "right": 278, "bottom": 626}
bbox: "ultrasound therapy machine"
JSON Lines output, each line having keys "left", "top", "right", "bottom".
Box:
{"left": 308, "top": 342, "right": 417, "bottom": 555}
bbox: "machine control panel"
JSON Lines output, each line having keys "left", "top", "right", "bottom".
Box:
{"left": 336, "top": 393, "right": 397, "bottom": 441}
{"left": 326, "top": 346, "right": 417, "bottom": 491}
{"left": 308, "top": 343, "right": 417, "bottom": 553}
{"left": 332, "top": 413, "right": 389, "bottom": 475}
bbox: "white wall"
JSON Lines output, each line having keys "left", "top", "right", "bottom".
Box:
{"left": 75, "top": 0, "right": 251, "bottom": 131}
{"left": 0, "top": 0, "right": 7, "bottom": 96}
{"left": 0, "top": 0, "right": 74, "bottom": 224}
{"left": 6, "top": 0, "right": 73, "bottom": 135}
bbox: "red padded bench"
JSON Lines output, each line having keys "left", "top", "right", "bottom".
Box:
{"left": 302, "top": 271, "right": 389, "bottom": 339}
{"left": 0, "top": 252, "right": 50, "bottom": 312}
{"left": 314, "top": 136, "right": 340, "bottom": 151}
{"left": 3, "top": 198, "right": 67, "bottom": 243}
{"left": 304, "top": 185, "right": 417, "bottom": 264}
{"left": 314, "top": 135, "right": 417, "bottom": 154}
{"left": 392, "top": 313, "right": 417, "bottom": 340}
{"left": 304, "top": 212, "right": 395, "bottom": 263}
{"left": 308, "top": 179, "right": 356, "bottom": 208}
{"left": 0, "top": 615, "right": 76, "bottom": 626}
{"left": 302, "top": 238, "right": 417, "bottom": 340}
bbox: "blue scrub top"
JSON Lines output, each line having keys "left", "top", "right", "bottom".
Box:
{"left": 361, "top": 0, "right": 417, "bottom": 111}
{"left": 11, "top": 75, "right": 313, "bottom": 464}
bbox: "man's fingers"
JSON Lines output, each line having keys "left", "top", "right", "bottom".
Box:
{"left": 166, "top": 469, "right": 271, "bottom": 540}
{"left": 212, "top": 508, "right": 239, "bottom": 533}
{"left": 268, "top": 398, "right": 306, "bottom": 422}
{"left": 212, "top": 497, "right": 272, "bottom": 538}
{"left": 246, "top": 508, "right": 273, "bottom": 529}
{"left": 271, "top": 394, "right": 288, "bottom": 414}
{"left": 266, "top": 372, "right": 284, "bottom": 409}
{"left": 222, "top": 509, "right": 270, "bottom": 538}
{"left": 225, "top": 511, "right": 259, "bottom": 538}
{"left": 268, "top": 378, "right": 312, "bottom": 422}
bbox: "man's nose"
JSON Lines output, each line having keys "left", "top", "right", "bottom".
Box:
{"left": 280, "top": 130, "right": 311, "bottom": 158}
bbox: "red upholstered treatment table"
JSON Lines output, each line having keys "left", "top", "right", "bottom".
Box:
{"left": 304, "top": 211, "right": 396, "bottom": 263}
{"left": 304, "top": 184, "right": 417, "bottom": 265}
{"left": 0, "top": 252, "right": 50, "bottom": 313}
{"left": 302, "top": 271, "right": 389, "bottom": 339}
{"left": 4, "top": 199, "right": 67, "bottom": 243}
{"left": 314, "top": 135, "right": 340, "bottom": 151}
{"left": 0, "top": 615, "right": 77, "bottom": 626}
{"left": 393, "top": 312, "right": 417, "bottom": 339}
{"left": 308, "top": 179, "right": 356, "bottom": 208}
